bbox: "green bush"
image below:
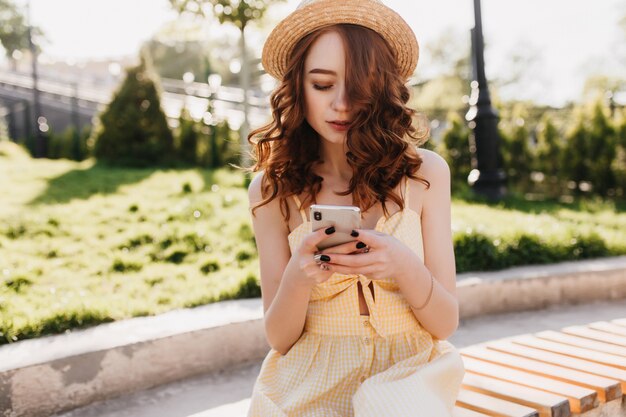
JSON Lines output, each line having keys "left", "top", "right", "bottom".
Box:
{"left": 92, "top": 56, "right": 175, "bottom": 167}
{"left": 222, "top": 274, "right": 261, "bottom": 299}
{"left": 48, "top": 125, "right": 91, "bottom": 161}
{"left": 176, "top": 107, "right": 199, "bottom": 165}
{"left": 439, "top": 112, "right": 472, "bottom": 187}
{"left": 454, "top": 233, "right": 501, "bottom": 272}
{"left": 454, "top": 231, "right": 615, "bottom": 273}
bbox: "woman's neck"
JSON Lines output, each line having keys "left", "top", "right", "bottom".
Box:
{"left": 317, "top": 141, "right": 352, "bottom": 182}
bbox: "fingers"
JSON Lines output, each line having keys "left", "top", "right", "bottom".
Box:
{"left": 349, "top": 229, "right": 384, "bottom": 248}
{"left": 300, "top": 226, "right": 337, "bottom": 253}
{"left": 324, "top": 251, "right": 374, "bottom": 268}
{"left": 322, "top": 263, "right": 380, "bottom": 277}
{"left": 318, "top": 239, "right": 363, "bottom": 255}
{"left": 299, "top": 255, "right": 334, "bottom": 284}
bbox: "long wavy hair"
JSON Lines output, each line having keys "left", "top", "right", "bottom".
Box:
{"left": 248, "top": 24, "right": 430, "bottom": 222}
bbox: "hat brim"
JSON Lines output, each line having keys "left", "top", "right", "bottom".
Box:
{"left": 262, "top": 0, "right": 418, "bottom": 80}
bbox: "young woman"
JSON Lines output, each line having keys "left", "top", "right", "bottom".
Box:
{"left": 246, "top": 1, "right": 465, "bottom": 415}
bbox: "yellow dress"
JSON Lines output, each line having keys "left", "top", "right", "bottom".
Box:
{"left": 248, "top": 178, "right": 465, "bottom": 417}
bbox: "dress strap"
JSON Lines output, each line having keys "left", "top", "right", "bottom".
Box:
{"left": 403, "top": 176, "right": 410, "bottom": 205}
{"left": 292, "top": 194, "right": 308, "bottom": 223}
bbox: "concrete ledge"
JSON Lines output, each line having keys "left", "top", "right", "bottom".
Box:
{"left": 457, "top": 255, "right": 626, "bottom": 318}
{"left": 1, "top": 256, "right": 626, "bottom": 417}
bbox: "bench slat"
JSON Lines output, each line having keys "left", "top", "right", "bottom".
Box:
{"left": 588, "top": 321, "right": 626, "bottom": 337}
{"left": 612, "top": 318, "right": 626, "bottom": 328}
{"left": 487, "top": 340, "right": 626, "bottom": 393}
{"left": 535, "top": 330, "right": 626, "bottom": 357}
{"left": 453, "top": 406, "right": 493, "bottom": 417}
{"left": 462, "top": 345, "right": 620, "bottom": 403}
{"left": 512, "top": 335, "right": 626, "bottom": 370}
{"left": 456, "top": 389, "right": 540, "bottom": 417}
{"left": 461, "top": 356, "right": 597, "bottom": 413}
{"left": 560, "top": 325, "right": 626, "bottom": 347}
{"left": 462, "top": 372, "right": 571, "bottom": 417}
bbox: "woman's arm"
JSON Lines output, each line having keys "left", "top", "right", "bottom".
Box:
{"left": 248, "top": 173, "right": 334, "bottom": 355}
{"left": 395, "top": 150, "right": 459, "bottom": 340}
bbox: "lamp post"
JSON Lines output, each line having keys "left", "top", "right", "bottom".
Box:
{"left": 71, "top": 82, "right": 81, "bottom": 160}
{"left": 465, "top": 0, "right": 506, "bottom": 200}
{"left": 26, "top": 0, "right": 46, "bottom": 158}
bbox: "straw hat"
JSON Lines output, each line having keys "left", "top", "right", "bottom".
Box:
{"left": 262, "top": 0, "right": 419, "bottom": 80}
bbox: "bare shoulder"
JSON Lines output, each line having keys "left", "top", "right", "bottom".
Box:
{"left": 416, "top": 148, "right": 451, "bottom": 182}
{"left": 406, "top": 148, "right": 451, "bottom": 192}
{"left": 248, "top": 170, "right": 265, "bottom": 206}
{"left": 247, "top": 171, "right": 289, "bottom": 234}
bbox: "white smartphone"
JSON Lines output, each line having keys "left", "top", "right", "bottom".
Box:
{"left": 310, "top": 204, "right": 361, "bottom": 250}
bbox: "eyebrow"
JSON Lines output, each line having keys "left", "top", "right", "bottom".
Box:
{"left": 308, "top": 68, "right": 337, "bottom": 75}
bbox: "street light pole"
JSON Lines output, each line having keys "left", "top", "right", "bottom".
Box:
{"left": 239, "top": 25, "right": 251, "bottom": 169}
{"left": 465, "top": 0, "right": 506, "bottom": 200}
{"left": 26, "top": 0, "right": 46, "bottom": 158}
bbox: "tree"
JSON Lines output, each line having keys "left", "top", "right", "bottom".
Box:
{"left": 412, "top": 29, "right": 470, "bottom": 117}
{"left": 587, "top": 102, "right": 616, "bottom": 196}
{"left": 501, "top": 104, "right": 532, "bottom": 191}
{"left": 439, "top": 112, "right": 472, "bottom": 187}
{"left": 92, "top": 56, "right": 175, "bottom": 167}
{"left": 534, "top": 115, "right": 562, "bottom": 197}
{"left": 614, "top": 109, "right": 626, "bottom": 198}
{"left": 177, "top": 107, "right": 200, "bottom": 165}
{"left": 561, "top": 114, "right": 589, "bottom": 197}
{"left": 0, "top": 0, "right": 43, "bottom": 66}
{"left": 169, "top": 0, "right": 286, "bottom": 167}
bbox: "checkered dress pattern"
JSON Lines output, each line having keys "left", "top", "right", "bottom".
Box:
{"left": 248, "top": 177, "right": 465, "bottom": 417}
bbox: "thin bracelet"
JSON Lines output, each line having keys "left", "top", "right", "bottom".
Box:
{"left": 411, "top": 272, "right": 435, "bottom": 310}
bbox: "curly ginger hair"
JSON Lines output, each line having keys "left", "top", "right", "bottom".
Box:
{"left": 248, "top": 24, "right": 430, "bottom": 222}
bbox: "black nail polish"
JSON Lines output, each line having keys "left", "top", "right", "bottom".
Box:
{"left": 320, "top": 255, "right": 331, "bottom": 262}
{"left": 356, "top": 242, "right": 366, "bottom": 249}
{"left": 325, "top": 226, "right": 335, "bottom": 235}
{"left": 351, "top": 230, "right": 359, "bottom": 237}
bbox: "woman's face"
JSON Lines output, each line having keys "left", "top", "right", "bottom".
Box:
{"left": 303, "top": 31, "right": 353, "bottom": 145}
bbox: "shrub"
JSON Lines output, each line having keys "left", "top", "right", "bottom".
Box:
{"left": 92, "top": 55, "right": 175, "bottom": 167}
{"left": 48, "top": 125, "right": 91, "bottom": 161}
{"left": 454, "top": 233, "right": 500, "bottom": 272}
{"left": 439, "top": 112, "right": 472, "bottom": 186}
{"left": 227, "top": 274, "right": 261, "bottom": 299}
{"left": 176, "top": 107, "right": 199, "bottom": 165}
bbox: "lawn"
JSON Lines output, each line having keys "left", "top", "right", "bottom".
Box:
{"left": 1, "top": 144, "right": 625, "bottom": 344}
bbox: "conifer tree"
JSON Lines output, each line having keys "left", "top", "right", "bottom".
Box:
{"left": 92, "top": 56, "right": 174, "bottom": 167}
{"left": 562, "top": 115, "right": 589, "bottom": 197}
{"left": 440, "top": 112, "right": 472, "bottom": 185}
{"left": 614, "top": 110, "right": 626, "bottom": 198}
{"left": 587, "top": 102, "right": 616, "bottom": 196}
{"left": 177, "top": 107, "right": 199, "bottom": 165}
{"left": 502, "top": 105, "right": 532, "bottom": 191}
{"left": 535, "top": 115, "right": 562, "bottom": 197}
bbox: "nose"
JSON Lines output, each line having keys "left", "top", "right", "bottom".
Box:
{"left": 332, "top": 84, "right": 350, "bottom": 112}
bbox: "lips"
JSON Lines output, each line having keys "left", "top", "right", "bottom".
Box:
{"left": 328, "top": 121, "right": 351, "bottom": 132}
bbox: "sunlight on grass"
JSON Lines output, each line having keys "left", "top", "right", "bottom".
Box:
{"left": 0, "top": 154, "right": 258, "bottom": 343}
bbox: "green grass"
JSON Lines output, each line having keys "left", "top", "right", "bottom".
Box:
{"left": 0, "top": 145, "right": 258, "bottom": 344}
{"left": 1, "top": 142, "right": 625, "bottom": 344}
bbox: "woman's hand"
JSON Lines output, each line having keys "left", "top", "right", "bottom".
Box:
{"left": 294, "top": 226, "right": 340, "bottom": 286}
{"left": 317, "top": 229, "right": 414, "bottom": 280}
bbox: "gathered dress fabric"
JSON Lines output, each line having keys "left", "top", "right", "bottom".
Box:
{"left": 248, "top": 178, "right": 465, "bottom": 417}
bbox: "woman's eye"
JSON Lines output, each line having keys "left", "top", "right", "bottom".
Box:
{"left": 313, "top": 84, "right": 332, "bottom": 91}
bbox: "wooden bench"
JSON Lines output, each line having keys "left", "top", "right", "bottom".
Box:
{"left": 452, "top": 318, "right": 626, "bottom": 417}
